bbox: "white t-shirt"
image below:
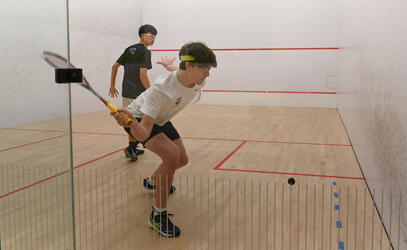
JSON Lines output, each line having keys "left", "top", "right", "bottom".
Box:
{"left": 127, "top": 71, "right": 202, "bottom": 126}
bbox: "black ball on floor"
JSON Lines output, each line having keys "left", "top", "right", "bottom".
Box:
{"left": 288, "top": 177, "right": 296, "bottom": 185}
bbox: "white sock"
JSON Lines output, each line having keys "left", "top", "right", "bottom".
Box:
{"left": 153, "top": 206, "right": 167, "bottom": 215}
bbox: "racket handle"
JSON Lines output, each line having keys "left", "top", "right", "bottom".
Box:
{"left": 106, "top": 103, "right": 132, "bottom": 125}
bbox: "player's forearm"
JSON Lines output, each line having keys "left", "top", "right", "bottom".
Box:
{"left": 140, "top": 75, "right": 151, "bottom": 89}
{"left": 110, "top": 66, "right": 118, "bottom": 87}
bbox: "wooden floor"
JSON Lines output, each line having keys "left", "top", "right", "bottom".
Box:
{"left": 0, "top": 105, "right": 392, "bottom": 249}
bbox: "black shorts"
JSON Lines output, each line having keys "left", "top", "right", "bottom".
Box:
{"left": 124, "top": 118, "right": 180, "bottom": 145}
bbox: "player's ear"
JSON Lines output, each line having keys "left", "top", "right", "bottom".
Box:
{"left": 185, "top": 61, "right": 192, "bottom": 69}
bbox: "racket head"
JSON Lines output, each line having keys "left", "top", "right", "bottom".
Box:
{"left": 41, "top": 51, "right": 133, "bottom": 125}
{"left": 42, "top": 51, "right": 71, "bottom": 68}
{"left": 41, "top": 50, "right": 108, "bottom": 105}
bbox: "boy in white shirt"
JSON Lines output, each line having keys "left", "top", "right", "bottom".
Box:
{"left": 111, "top": 42, "right": 217, "bottom": 237}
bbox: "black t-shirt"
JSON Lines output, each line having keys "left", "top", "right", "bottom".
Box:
{"left": 117, "top": 43, "right": 152, "bottom": 98}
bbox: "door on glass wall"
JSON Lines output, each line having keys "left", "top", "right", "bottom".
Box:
{"left": 0, "top": 0, "right": 75, "bottom": 249}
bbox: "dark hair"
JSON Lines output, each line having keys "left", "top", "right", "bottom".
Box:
{"left": 179, "top": 42, "right": 217, "bottom": 70}
{"left": 138, "top": 24, "right": 157, "bottom": 37}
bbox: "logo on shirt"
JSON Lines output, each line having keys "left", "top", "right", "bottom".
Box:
{"left": 174, "top": 97, "right": 182, "bottom": 106}
{"left": 129, "top": 47, "right": 137, "bottom": 55}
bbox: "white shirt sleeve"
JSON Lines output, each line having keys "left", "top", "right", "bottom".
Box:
{"left": 140, "top": 88, "right": 169, "bottom": 119}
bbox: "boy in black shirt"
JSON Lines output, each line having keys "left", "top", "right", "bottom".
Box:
{"left": 109, "top": 24, "right": 157, "bottom": 161}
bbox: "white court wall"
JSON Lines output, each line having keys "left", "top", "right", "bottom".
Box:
{"left": 143, "top": 0, "right": 338, "bottom": 107}
{"left": 1, "top": 0, "right": 340, "bottom": 127}
{"left": 337, "top": 0, "right": 407, "bottom": 248}
{"left": 0, "top": 0, "right": 70, "bottom": 128}
{"left": 69, "top": 0, "right": 142, "bottom": 115}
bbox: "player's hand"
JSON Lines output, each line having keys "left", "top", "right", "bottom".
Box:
{"left": 157, "top": 57, "right": 177, "bottom": 71}
{"left": 109, "top": 86, "right": 119, "bottom": 98}
{"left": 111, "top": 109, "right": 135, "bottom": 127}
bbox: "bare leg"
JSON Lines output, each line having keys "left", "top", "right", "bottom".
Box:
{"left": 145, "top": 135, "right": 188, "bottom": 208}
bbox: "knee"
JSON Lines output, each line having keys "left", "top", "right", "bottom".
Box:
{"left": 163, "top": 147, "right": 180, "bottom": 169}
{"left": 179, "top": 153, "right": 189, "bottom": 167}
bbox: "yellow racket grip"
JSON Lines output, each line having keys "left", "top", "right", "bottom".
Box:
{"left": 106, "top": 103, "right": 132, "bottom": 125}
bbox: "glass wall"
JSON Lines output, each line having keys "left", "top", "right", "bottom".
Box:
{"left": 0, "top": 0, "right": 75, "bottom": 249}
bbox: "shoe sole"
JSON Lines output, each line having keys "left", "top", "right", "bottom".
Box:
{"left": 148, "top": 220, "right": 179, "bottom": 237}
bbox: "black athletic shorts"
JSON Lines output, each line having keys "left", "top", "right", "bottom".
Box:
{"left": 124, "top": 118, "right": 180, "bottom": 145}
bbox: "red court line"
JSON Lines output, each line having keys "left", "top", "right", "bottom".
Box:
{"left": 213, "top": 139, "right": 363, "bottom": 180}
{"left": 246, "top": 139, "right": 350, "bottom": 147}
{"left": 4, "top": 128, "right": 67, "bottom": 133}
{"left": 184, "top": 136, "right": 351, "bottom": 147}
{"left": 0, "top": 147, "right": 127, "bottom": 199}
{"left": 4, "top": 128, "right": 352, "bottom": 146}
{"left": 0, "top": 135, "right": 355, "bottom": 199}
{"left": 213, "top": 141, "right": 247, "bottom": 170}
{"left": 4, "top": 128, "right": 127, "bottom": 136}
{"left": 75, "top": 131, "right": 126, "bottom": 136}
{"left": 267, "top": 91, "right": 336, "bottom": 94}
{"left": 216, "top": 168, "right": 364, "bottom": 180}
{"left": 152, "top": 47, "right": 339, "bottom": 52}
{"left": 2, "top": 129, "right": 351, "bottom": 147}
{"left": 183, "top": 136, "right": 243, "bottom": 142}
{"left": 0, "top": 134, "right": 67, "bottom": 153}
{"left": 203, "top": 90, "right": 267, "bottom": 93}
{"left": 74, "top": 147, "right": 126, "bottom": 169}
{"left": 0, "top": 169, "right": 71, "bottom": 199}
{"left": 202, "top": 90, "right": 336, "bottom": 95}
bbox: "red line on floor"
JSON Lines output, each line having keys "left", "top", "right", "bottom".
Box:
{"left": 184, "top": 137, "right": 351, "bottom": 147}
{"left": 183, "top": 136, "right": 243, "bottom": 142}
{"left": 267, "top": 90, "right": 336, "bottom": 94}
{"left": 0, "top": 147, "right": 127, "bottom": 199}
{"left": 203, "top": 90, "right": 268, "bottom": 93}
{"left": 215, "top": 168, "right": 364, "bottom": 180}
{"left": 4, "top": 128, "right": 127, "bottom": 136}
{"left": 74, "top": 147, "right": 126, "bottom": 169}
{"left": 74, "top": 131, "right": 126, "bottom": 136}
{"left": 213, "top": 141, "right": 247, "bottom": 170}
{"left": 0, "top": 169, "right": 70, "bottom": 199}
{"left": 202, "top": 90, "right": 336, "bottom": 94}
{"left": 2, "top": 129, "right": 351, "bottom": 148}
{"left": 0, "top": 134, "right": 67, "bottom": 153}
{"left": 0, "top": 134, "right": 357, "bottom": 199}
{"left": 247, "top": 139, "right": 351, "bottom": 147}
{"left": 213, "top": 139, "right": 362, "bottom": 180}
{"left": 4, "top": 128, "right": 67, "bottom": 133}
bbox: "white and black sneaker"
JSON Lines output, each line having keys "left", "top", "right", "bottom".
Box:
{"left": 143, "top": 177, "right": 176, "bottom": 194}
{"left": 149, "top": 209, "right": 181, "bottom": 237}
{"left": 124, "top": 146, "right": 145, "bottom": 161}
{"left": 134, "top": 147, "right": 144, "bottom": 155}
{"left": 124, "top": 146, "right": 138, "bottom": 161}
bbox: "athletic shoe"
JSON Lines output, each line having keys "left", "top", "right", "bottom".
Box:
{"left": 149, "top": 209, "right": 181, "bottom": 237}
{"left": 134, "top": 147, "right": 144, "bottom": 155}
{"left": 124, "top": 147, "right": 138, "bottom": 161}
{"left": 143, "top": 177, "right": 176, "bottom": 194}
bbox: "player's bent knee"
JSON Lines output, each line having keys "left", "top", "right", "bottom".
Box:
{"left": 163, "top": 150, "right": 180, "bottom": 170}
{"left": 179, "top": 154, "right": 188, "bottom": 167}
